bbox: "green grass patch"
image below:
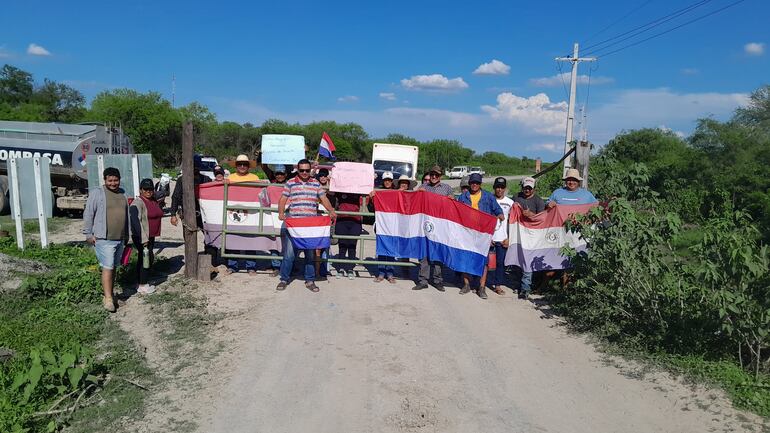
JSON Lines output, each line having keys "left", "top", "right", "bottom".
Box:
{"left": 0, "top": 237, "right": 152, "bottom": 432}
{"left": 0, "top": 216, "right": 70, "bottom": 236}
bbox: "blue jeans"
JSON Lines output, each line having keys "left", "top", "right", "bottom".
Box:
{"left": 227, "top": 251, "right": 257, "bottom": 272}
{"left": 488, "top": 242, "right": 507, "bottom": 287}
{"left": 270, "top": 250, "right": 280, "bottom": 270}
{"left": 377, "top": 255, "right": 395, "bottom": 278}
{"left": 279, "top": 227, "right": 315, "bottom": 282}
{"left": 317, "top": 249, "right": 328, "bottom": 277}
{"left": 512, "top": 265, "right": 533, "bottom": 293}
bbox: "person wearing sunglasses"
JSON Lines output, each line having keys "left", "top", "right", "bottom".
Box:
{"left": 277, "top": 159, "right": 336, "bottom": 292}
{"left": 512, "top": 176, "right": 546, "bottom": 299}
{"left": 413, "top": 165, "right": 454, "bottom": 292}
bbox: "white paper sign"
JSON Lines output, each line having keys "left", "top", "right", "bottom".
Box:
{"left": 261, "top": 135, "right": 306, "bottom": 164}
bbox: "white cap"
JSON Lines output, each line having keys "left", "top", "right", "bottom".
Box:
{"left": 382, "top": 171, "right": 394, "bottom": 180}
{"left": 521, "top": 177, "right": 536, "bottom": 188}
{"left": 235, "top": 154, "right": 250, "bottom": 162}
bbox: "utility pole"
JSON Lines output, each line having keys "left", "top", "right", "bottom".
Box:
{"left": 555, "top": 43, "right": 595, "bottom": 179}
{"left": 172, "top": 74, "right": 176, "bottom": 108}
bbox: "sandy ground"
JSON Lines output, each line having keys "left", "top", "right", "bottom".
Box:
{"left": 46, "top": 215, "right": 768, "bottom": 433}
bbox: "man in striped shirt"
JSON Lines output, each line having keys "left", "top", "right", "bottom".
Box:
{"left": 277, "top": 159, "right": 336, "bottom": 292}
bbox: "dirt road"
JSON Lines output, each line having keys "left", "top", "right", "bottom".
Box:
{"left": 47, "top": 217, "right": 765, "bottom": 432}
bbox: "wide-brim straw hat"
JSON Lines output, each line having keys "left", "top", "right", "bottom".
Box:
{"left": 397, "top": 175, "right": 417, "bottom": 189}
{"left": 562, "top": 168, "right": 583, "bottom": 181}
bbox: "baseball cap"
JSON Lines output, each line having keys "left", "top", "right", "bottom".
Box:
{"left": 493, "top": 177, "right": 507, "bottom": 188}
{"left": 213, "top": 165, "right": 225, "bottom": 175}
{"left": 382, "top": 171, "right": 394, "bottom": 180}
{"left": 468, "top": 173, "right": 483, "bottom": 184}
{"left": 459, "top": 175, "right": 470, "bottom": 188}
{"left": 429, "top": 165, "right": 442, "bottom": 175}
{"left": 521, "top": 177, "right": 536, "bottom": 188}
{"left": 140, "top": 178, "right": 154, "bottom": 190}
{"left": 316, "top": 168, "right": 329, "bottom": 177}
{"left": 274, "top": 164, "right": 288, "bottom": 174}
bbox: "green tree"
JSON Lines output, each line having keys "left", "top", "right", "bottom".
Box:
{"left": 0, "top": 64, "right": 33, "bottom": 105}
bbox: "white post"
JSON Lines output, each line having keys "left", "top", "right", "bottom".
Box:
{"left": 9, "top": 158, "right": 24, "bottom": 250}
{"left": 556, "top": 43, "right": 596, "bottom": 179}
{"left": 33, "top": 157, "right": 49, "bottom": 248}
{"left": 131, "top": 154, "right": 140, "bottom": 197}
{"left": 97, "top": 156, "right": 105, "bottom": 187}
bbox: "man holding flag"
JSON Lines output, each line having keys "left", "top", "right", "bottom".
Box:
{"left": 277, "top": 159, "right": 336, "bottom": 292}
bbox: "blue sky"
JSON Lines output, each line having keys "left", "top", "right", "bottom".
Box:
{"left": 2, "top": 0, "right": 768, "bottom": 158}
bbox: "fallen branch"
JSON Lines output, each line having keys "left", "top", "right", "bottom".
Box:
{"left": 116, "top": 376, "right": 150, "bottom": 390}
{"left": 31, "top": 385, "right": 95, "bottom": 418}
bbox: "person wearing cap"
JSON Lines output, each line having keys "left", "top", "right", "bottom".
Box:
{"left": 170, "top": 154, "right": 210, "bottom": 228}
{"left": 262, "top": 163, "right": 296, "bottom": 184}
{"left": 413, "top": 165, "right": 455, "bottom": 292}
{"left": 129, "top": 178, "right": 164, "bottom": 295}
{"left": 315, "top": 168, "right": 330, "bottom": 187}
{"left": 313, "top": 167, "right": 332, "bottom": 280}
{"left": 512, "top": 176, "right": 546, "bottom": 299}
{"left": 224, "top": 155, "right": 261, "bottom": 276}
{"left": 457, "top": 175, "right": 470, "bottom": 199}
{"left": 369, "top": 171, "right": 398, "bottom": 283}
{"left": 489, "top": 177, "right": 514, "bottom": 295}
{"left": 546, "top": 168, "right": 597, "bottom": 207}
{"left": 212, "top": 165, "right": 225, "bottom": 182}
{"left": 457, "top": 173, "right": 505, "bottom": 299}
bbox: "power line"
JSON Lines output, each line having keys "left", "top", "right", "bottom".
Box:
{"left": 581, "top": 0, "right": 655, "bottom": 45}
{"left": 580, "top": 0, "right": 714, "bottom": 55}
{"left": 597, "top": 0, "right": 747, "bottom": 58}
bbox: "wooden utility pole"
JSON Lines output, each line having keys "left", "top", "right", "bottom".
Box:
{"left": 182, "top": 121, "right": 198, "bottom": 278}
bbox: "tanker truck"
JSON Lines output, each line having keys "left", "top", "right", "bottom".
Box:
{"left": 0, "top": 120, "right": 134, "bottom": 214}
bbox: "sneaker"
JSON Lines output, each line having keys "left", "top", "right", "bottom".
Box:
{"left": 348, "top": 271, "right": 355, "bottom": 280}
{"left": 276, "top": 281, "right": 288, "bottom": 291}
{"left": 459, "top": 284, "right": 471, "bottom": 295}
{"left": 412, "top": 283, "right": 428, "bottom": 291}
{"left": 102, "top": 296, "right": 116, "bottom": 313}
{"left": 433, "top": 283, "right": 445, "bottom": 292}
{"left": 337, "top": 270, "right": 346, "bottom": 279}
{"left": 477, "top": 287, "right": 488, "bottom": 300}
{"left": 518, "top": 291, "right": 530, "bottom": 300}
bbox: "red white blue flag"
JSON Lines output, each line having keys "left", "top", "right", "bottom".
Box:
{"left": 284, "top": 215, "right": 332, "bottom": 249}
{"left": 504, "top": 203, "right": 596, "bottom": 271}
{"left": 319, "top": 132, "right": 336, "bottom": 160}
{"left": 373, "top": 190, "right": 496, "bottom": 276}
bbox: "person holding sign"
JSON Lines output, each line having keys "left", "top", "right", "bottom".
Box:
{"left": 277, "top": 159, "right": 336, "bottom": 292}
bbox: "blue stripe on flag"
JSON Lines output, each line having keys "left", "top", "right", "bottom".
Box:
{"left": 375, "top": 234, "right": 487, "bottom": 276}
{"left": 319, "top": 146, "right": 335, "bottom": 159}
{"left": 290, "top": 236, "right": 331, "bottom": 250}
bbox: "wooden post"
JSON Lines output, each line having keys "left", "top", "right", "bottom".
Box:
{"left": 575, "top": 140, "right": 591, "bottom": 189}
{"left": 182, "top": 121, "right": 198, "bottom": 278}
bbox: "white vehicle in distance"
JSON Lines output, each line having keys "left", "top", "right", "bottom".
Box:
{"left": 447, "top": 165, "right": 469, "bottom": 179}
{"left": 199, "top": 156, "right": 229, "bottom": 181}
{"left": 469, "top": 166, "right": 485, "bottom": 177}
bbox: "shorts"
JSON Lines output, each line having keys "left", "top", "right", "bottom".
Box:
{"left": 94, "top": 239, "right": 124, "bottom": 270}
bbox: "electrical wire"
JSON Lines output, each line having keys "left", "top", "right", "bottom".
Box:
{"left": 556, "top": 61, "right": 570, "bottom": 101}
{"left": 597, "top": 0, "right": 747, "bottom": 58}
{"left": 582, "top": 0, "right": 655, "bottom": 45}
{"left": 582, "top": 0, "right": 715, "bottom": 56}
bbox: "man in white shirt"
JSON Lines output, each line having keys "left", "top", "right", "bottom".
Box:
{"left": 489, "top": 177, "right": 513, "bottom": 295}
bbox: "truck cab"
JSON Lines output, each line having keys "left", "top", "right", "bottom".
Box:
{"left": 372, "top": 143, "right": 419, "bottom": 187}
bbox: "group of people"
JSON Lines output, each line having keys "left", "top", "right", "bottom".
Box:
{"left": 83, "top": 154, "right": 596, "bottom": 311}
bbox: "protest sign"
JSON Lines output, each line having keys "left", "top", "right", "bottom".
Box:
{"left": 329, "top": 162, "right": 375, "bottom": 195}
{"left": 261, "top": 135, "right": 306, "bottom": 164}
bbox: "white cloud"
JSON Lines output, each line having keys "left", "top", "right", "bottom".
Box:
{"left": 529, "top": 73, "right": 614, "bottom": 87}
{"left": 529, "top": 143, "right": 560, "bottom": 152}
{"left": 337, "top": 95, "right": 359, "bottom": 103}
{"left": 27, "top": 43, "right": 51, "bottom": 56}
{"left": 401, "top": 74, "right": 468, "bottom": 92}
{"left": 680, "top": 68, "right": 699, "bottom": 75}
{"left": 0, "top": 45, "right": 13, "bottom": 58}
{"left": 481, "top": 92, "right": 567, "bottom": 135}
{"left": 744, "top": 42, "right": 765, "bottom": 56}
{"left": 473, "top": 59, "right": 510, "bottom": 75}
{"left": 379, "top": 92, "right": 397, "bottom": 101}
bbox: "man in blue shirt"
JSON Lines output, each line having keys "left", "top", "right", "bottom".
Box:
{"left": 547, "top": 168, "right": 598, "bottom": 207}
{"left": 458, "top": 173, "right": 504, "bottom": 299}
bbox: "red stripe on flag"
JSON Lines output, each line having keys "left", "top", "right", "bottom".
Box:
{"left": 283, "top": 215, "right": 331, "bottom": 228}
{"left": 373, "top": 190, "right": 496, "bottom": 235}
{"left": 198, "top": 182, "right": 275, "bottom": 202}
{"left": 321, "top": 131, "right": 336, "bottom": 151}
{"left": 509, "top": 202, "right": 597, "bottom": 229}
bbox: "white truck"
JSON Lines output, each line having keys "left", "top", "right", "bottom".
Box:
{"left": 371, "top": 143, "right": 419, "bottom": 187}
{"left": 447, "top": 165, "right": 469, "bottom": 179}
{"left": 469, "top": 166, "right": 485, "bottom": 177}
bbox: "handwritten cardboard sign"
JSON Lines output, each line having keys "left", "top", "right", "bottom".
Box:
{"left": 261, "top": 134, "right": 306, "bottom": 164}
{"left": 329, "top": 162, "right": 375, "bottom": 195}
